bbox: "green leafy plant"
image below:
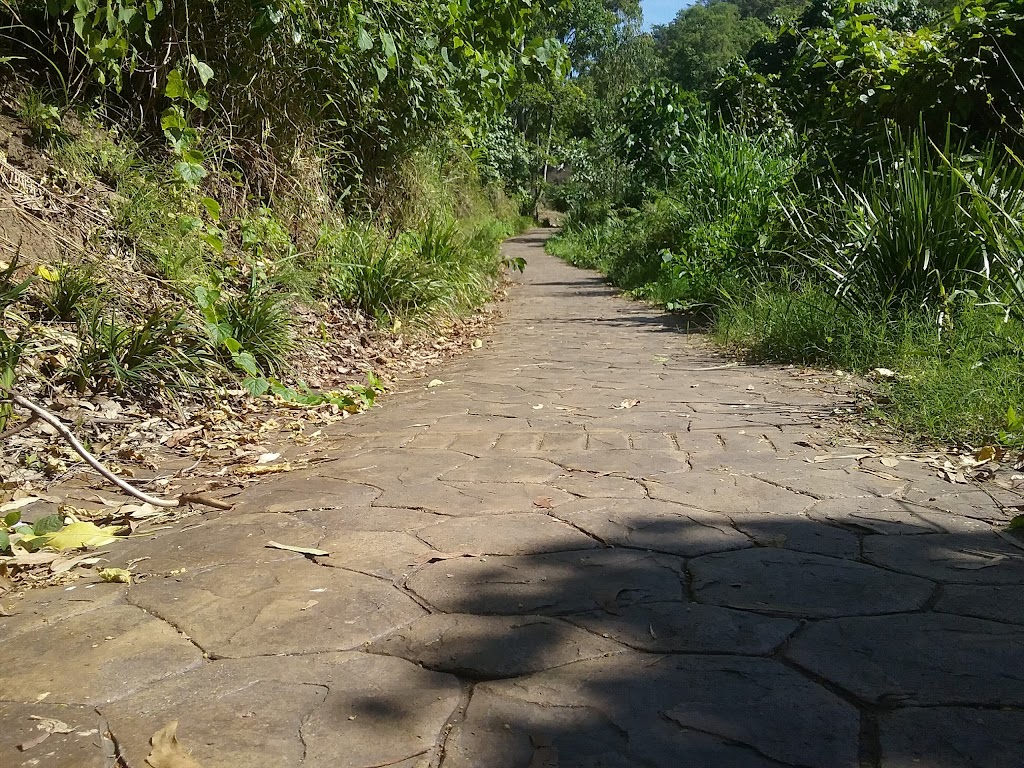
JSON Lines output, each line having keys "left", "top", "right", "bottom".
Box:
{"left": 37, "top": 261, "right": 101, "bottom": 321}
{"left": 194, "top": 283, "right": 293, "bottom": 377}
{"left": 16, "top": 90, "right": 64, "bottom": 144}
{"left": 70, "top": 305, "right": 206, "bottom": 394}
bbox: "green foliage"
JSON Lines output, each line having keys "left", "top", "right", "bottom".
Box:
{"left": 16, "top": 89, "right": 64, "bottom": 144}
{"left": 37, "top": 261, "right": 101, "bottom": 321}
{"left": 787, "top": 131, "right": 1024, "bottom": 316}
{"left": 655, "top": 2, "right": 770, "bottom": 93}
{"left": 70, "top": 305, "right": 206, "bottom": 394}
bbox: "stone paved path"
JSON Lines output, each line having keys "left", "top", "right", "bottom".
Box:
{"left": 3, "top": 231, "right": 1024, "bottom": 768}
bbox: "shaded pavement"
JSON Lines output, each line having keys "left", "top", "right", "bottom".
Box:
{"left": 3, "top": 231, "right": 1023, "bottom": 767}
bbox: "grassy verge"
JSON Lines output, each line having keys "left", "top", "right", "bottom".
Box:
{"left": 1, "top": 97, "right": 528, "bottom": 419}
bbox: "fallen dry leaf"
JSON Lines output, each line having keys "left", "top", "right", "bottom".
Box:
{"left": 99, "top": 568, "right": 132, "bottom": 584}
{"left": 146, "top": 721, "right": 204, "bottom": 768}
{"left": 427, "top": 379, "right": 445, "bottom": 388}
{"left": 234, "top": 462, "right": 293, "bottom": 477}
{"left": 533, "top": 496, "right": 555, "bottom": 510}
{"left": 612, "top": 399, "right": 641, "bottom": 410}
{"left": 266, "top": 541, "right": 330, "bottom": 557}
{"left": 880, "top": 457, "right": 900, "bottom": 468}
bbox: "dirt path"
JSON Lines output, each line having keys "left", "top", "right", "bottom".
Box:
{"left": 3, "top": 231, "right": 1023, "bottom": 767}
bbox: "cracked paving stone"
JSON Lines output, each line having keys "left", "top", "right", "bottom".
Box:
{"left": 296, "top": 505, "right": 443, "bottom": 532}
{"left": 552, "top": 498, "right": 751, "bottom": 557}
{"left": 228, "top": 474, "right": 382, "bottom": 513}
{"left": 807, "top": 497, "right": 945, "bottom": 535}
{"left": 551, "top": 450, "right": 691, "bottom": 479}
{"left": 645, "top": 472, "right": 812, "bottom": 516}
{"left": 128, "top": 559, "right": 426, "bottom": 658}
{"left": 550, "top": 471, "right": 648, "bottom": 498}
{"left": 0, "top": 702, "right": 111, "bottom": 767}
{"left": 102, "top": 652, "right": 461, "bottom": 768}
{"left": 417, "top": 513, "right": 599, "bottom": 555}
{"left": 406, "top": 549, "right": 683, "bottom": 615}
{"left": 441, "top": 653, "right": 859, "bottom": 768}
{"left": 863, "top": 532, "right": 1024, "bottom": 584}
{"left": 569, "top": 600, "right": 799, "bottom": 655}
{"left": 0, "top": 582, "right": 126, "bottom": 643}
{"left": 108, "top": 512, "right": 325, "bottom": 575}
{"left": 879, "top": 707, "right": 1024, "bottom": 768}
{"left": 374, "top": 481, "right": 574, "bottom": 515}
{"left": 441, "top": 456, "right": 564, "bottom": 484}
{"left": 316, "top": 531, "right": 432, "bottom": 578}
{"left": 689, "top": 548, "right": 934, "bottom": 617}
{"left": 366, "top": 614, "right": 622, "bottom": 678}
{"left": 935, "top": 584, "right": 1024, "bottom": 625}
{"left": 1, "top": 604, "right": 202, "bottom": 705}
{"left": 729, "top": 512, "right": 860, "bottom": 559}
{"left": 786, "top": 614, "right": 1024, "bottom": 706}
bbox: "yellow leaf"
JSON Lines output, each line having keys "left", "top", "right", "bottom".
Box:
{"left": 146, "top": 721, "right": 204, "bottom": 768}
{"left": 36, "top": 265, "right": 59, "bottom": 282}
{"left": 99, "top": 568, "right": 132, "bottom": 584}
{"left": 29, "top": 522, "right": 123, "bottom": 551}
{"left": 472, "top": 338, "right": 483, "bottom": 349}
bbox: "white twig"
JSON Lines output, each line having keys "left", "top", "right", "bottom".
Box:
{"left": 6, "top": 393, "right": 231, "bottom": 510}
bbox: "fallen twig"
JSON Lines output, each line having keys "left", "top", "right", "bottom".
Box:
{"left": 5, "top": 391, "right": 231, "bottom": 510}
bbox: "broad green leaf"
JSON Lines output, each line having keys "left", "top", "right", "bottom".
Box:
{"left": 357, "top": 27, "right": 373, "bottom": 50}
{"left": 193, "top": 59, "right": 214, "bottom": 85}
{"left": 0, "top": 529, "right": 9, "bottom": 551}
{"left": 1009, "top": 514, "right": 1024, "bottom": 531}
{"left": 200, "top": 197, "right": 221, "bottom": 221}
{"left": 242, "top": 376, "right": 271, "bottom": 397}
{"left": 232, "top": 351, "right": 260, "bottom": 377}
{"left": 165, "top": 69, "right": 186, "bottom": 99}
{"left": 32, "top": 514, "right": 63, "bottom": 535}
{"left": 173, "top": 160, "right": 207, "bottom": 185}
{"left": 4, "top": 510, "right": 21, "bottom": 527}
{"left": 222, "top": 337, "right": 242, "bottom": 355}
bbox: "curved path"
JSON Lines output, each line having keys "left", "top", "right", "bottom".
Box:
{"left": 3, "top": 231, "right": 1023, "bottom": 767}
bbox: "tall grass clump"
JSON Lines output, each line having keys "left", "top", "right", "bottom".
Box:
{"left": 788, "top": 132, "right": 1024, "bottom": 318}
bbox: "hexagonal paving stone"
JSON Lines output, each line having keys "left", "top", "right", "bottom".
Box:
{"left": 406, "top": 549, "right": 683, "bottom": 615}
{"left": 689, "top": 548, "right": 934, "bottom": 617}
{"left": 367, "top": 614, "right": 622, "bottom": 678}
{"left": 0, "top": 702, "right": 110, "bottom": 767}
{"left": 1, "top": 604, "right": 202, "bottom": 705}
{"left": 864, "top": 532, "right": 1024, "bottom": 584}
{"left": 102, "top": 653, "right": 461, "bottom": 768}
{"left": 879, "top": 707, "right": 1024, "bottom": 768}
{"left": 936, "top": 584, "right": 1024, "bottom": 625}
{"left": 417, "top": 513, "right": 598, "bottom": 555}
{"left": 786, "top": 614, "right": 1024, "bottom": 706}
{"left": 108, "top": 512, "right": 325, "bottom": 575}
{"left": 442, "top": 654, "right": 859, "bottom": 768}
{"left": 569, "top": 601, "right": 798, "bottom": 654}
{"left": 552, "top": 499, "right": 750, "bottom": 557}
{"left": 129, "top": 560, "right": 426, "bottom": 658}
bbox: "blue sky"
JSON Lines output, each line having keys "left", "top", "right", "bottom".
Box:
{"left": 641, "top": 0, "right": 693, "bottom": 27}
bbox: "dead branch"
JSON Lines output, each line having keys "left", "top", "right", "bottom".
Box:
{"left": 5, "top": 391, "right": 232, "bottom": 510}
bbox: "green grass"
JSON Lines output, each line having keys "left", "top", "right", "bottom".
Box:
{"left": 716, "top": 285, "right": 1024, "bottom": 447}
